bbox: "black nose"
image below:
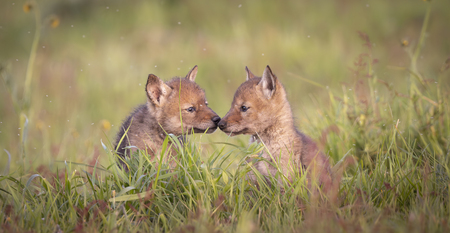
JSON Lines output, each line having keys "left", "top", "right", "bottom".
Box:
{"left": 218, "top": 121, "right": 226, "bottom": 130}
{"left": 211, "top": 116, "right": 221, "bottom": 125}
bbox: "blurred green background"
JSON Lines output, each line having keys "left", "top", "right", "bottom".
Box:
{"left": 1, "top": 0, "right": 449, "bottom": 171}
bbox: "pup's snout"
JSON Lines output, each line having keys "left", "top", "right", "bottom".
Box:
{"left": 211, "top": 116, "right": 221, "bottom": 125}
{"left": 218, "top": 121, "right": 227, "bottom": 130}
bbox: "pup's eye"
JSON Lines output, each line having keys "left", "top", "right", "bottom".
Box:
{"left": 240, "top": 106, "right": 249, "bottom": 112}
{"left": 186, "top": 107, "right": 196, "bottom": 113}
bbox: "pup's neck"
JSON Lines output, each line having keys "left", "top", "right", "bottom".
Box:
{"left": 145, "top": 103, "right": 186, "bottom": 145}
{"left": 252, "top": 104, "right": 298, "bottom": 148}
{"left": 140, "top": 103, "right": 167, "bottom": 142}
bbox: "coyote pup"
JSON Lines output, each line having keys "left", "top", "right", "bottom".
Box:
{"left": 115, "top": 66, "right": 220, "bottom": 164}
{"left": 218, "top": 66, "right": 331, "bottom": 188}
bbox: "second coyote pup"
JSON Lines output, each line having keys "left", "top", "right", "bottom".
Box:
{"left": 218, "top": 66, "right": 331, "bottom": 189}
{"left": 115, "top": 66, "right": 220, "bottom": 166}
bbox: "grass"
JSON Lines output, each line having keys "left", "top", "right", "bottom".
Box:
{"left": 1, "top": 0, "right": 450, "bottom": 232}
{"left": 1, "top": 68, "right": 449, "bottom": 232}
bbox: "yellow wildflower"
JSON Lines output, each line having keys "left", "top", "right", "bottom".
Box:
{"left": 23, "top": 2, "right": 32, "bottom": 13}
{"left": 49, "top": 16, "right": 60, "bottom": 28}
{"left": 359, "top": 114, "right": 366, "bottom": 126}
{"left": 100, "top": 119, "right": 111, "bottom": 131}
{"left": 36, "top": 120, "right": 45, "bottom": 131}
{"left": 401, "top": 39, "right": 409, "bottom": 47}
{"left": 71, "top": 129, "right": 79, "bottom": 138}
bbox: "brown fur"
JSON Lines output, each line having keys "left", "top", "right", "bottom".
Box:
{"left": 218, "top": 66, "right": 332, "bottom": 189}
{"left": 115, "top": 66, "right": 220, "bottom": 165}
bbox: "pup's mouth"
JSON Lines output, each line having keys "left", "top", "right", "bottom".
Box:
{"left": 220, "top": 127, "right": 249, "bottom": 136}
{"left": 192, "top": 126, "right": 218, "bottom": 134}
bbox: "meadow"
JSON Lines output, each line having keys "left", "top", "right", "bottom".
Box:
{"left": 1, "top": 0, "right": 450, "bottom": 232}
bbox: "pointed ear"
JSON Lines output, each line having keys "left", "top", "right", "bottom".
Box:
{"left": 185, "top": 65, "right": 198, "bottom": 82}
{"left": 146, "top": 74, "right": 172, "bottom": 106}
{"left": 258, "top": 65, "right": 277, "bottom": 99}
{"left": 245, "top": 66, "right": 256, "bottom": 80}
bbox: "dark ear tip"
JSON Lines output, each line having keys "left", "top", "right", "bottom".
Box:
{"left": 265, "top": 65, "right": 273, "bottom": 74}
{"left": 146, "top": 74, "right": 160, "bottom": 86}
{"left": 185, "top": 65, "right": 198, "bottom": 81}
{"left": 245, "top": 66, "right": 249, "bottom": 71}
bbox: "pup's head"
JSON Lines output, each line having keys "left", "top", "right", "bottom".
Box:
{"left": 218, "top": 65, "right": 290, "bottom": 136}
{"left": 146, "top": 65, "right": 220, "bottom": 135}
